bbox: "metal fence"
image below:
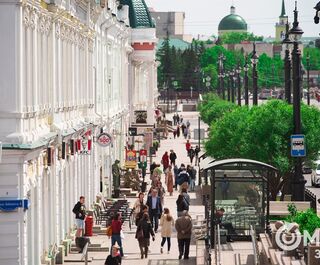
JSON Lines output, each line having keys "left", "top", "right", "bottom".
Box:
{"left": 305, "top": 188, "right": 317, "bottom": 212}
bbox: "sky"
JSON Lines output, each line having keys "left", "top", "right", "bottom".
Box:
{"left": 145, "top": 0, "right": 320, "bottom": 38}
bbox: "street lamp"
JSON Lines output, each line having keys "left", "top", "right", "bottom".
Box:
{"left": 289, "top": 1, "right": 305, "bottom": 201}
{"left": 283, "top": 22, "right": 293, "bottom": 104}
{"left": 205, "top": 76, "right": 211, "bottom": 92}
{"left": 225, "top": 72, "right": 231, "bottom": 101}
{"left": 243, "top": 57, "right": 249, "bottom": 106}
{"left": 251, "top": 42, "right": 259, "bottom": 105}
{"left": 306, "top": 53, "right": 310, "bottom": 105}
{"left": 236, "top": 64, "right": 242, "bottom": 106}
{"left": 218, "top": 54, "right": 226, "bottom": 99}
{"left": 229, "top": 70, "right": 235, "bottom": 103}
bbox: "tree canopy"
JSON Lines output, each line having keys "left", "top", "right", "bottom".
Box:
{"left": 203, "top": 99, "right": 320, "bottom": 198}
{"left": 219, "top": 32, "right": 263, "bottom": 44}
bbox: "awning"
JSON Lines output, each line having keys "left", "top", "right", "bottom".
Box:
{"left": 199, "top": 156, "right": 215, "bottom": 170}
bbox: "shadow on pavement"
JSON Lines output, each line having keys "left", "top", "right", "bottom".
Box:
{"left": 148, "top": 257, "right": 196, "bottom": 265}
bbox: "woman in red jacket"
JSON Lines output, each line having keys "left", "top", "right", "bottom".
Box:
{"left": 161, "top": 151, "right": 170, "bottom": 172}
{"left": 111, "top": 213, "right": 124, "bottom": 257}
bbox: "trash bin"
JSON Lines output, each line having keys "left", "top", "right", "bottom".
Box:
{"left": 85, "top": 216, "right": 93, "bottom": 236}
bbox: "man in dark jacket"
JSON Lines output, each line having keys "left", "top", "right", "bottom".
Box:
{"left": 176, "top": 167, "right": 190, "bottom": 190}
{"left": 169, "top": 150, "right": 177, "bottom": 166}
{"left": 175, "top": 211, "right": 193, "bottom": 260}
{"left": 73, "top": 196, "right": 86, "bottom": 237}
{"left": 146, "top": 189, "right": 162, "bottom": 233}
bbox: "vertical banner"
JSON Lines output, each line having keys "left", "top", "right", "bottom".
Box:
{"left": 125, "top": 150, "right": 137, "bottom": 168}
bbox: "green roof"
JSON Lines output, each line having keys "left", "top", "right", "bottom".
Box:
{"left": 120, "top": 0, "right": 154, "bottom": 28}
{"left": 218, "top": 14, "right": 247, "bottom": 31}
{"left": 157, "top": 38, "right": 191, "bottom": 50}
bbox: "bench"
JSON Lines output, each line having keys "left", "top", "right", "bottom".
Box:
{"left": 269, "top": 201, "right": 310, "bottom": 216}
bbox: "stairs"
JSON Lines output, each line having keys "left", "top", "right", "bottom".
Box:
{"left": 119, "top": 187, "right": 138, "bottom": 198}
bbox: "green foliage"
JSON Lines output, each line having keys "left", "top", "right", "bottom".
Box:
{"left": 220, "top": 32, "right": 263, "bottom": 44}
{"left": 198, "top": 93, "right": 237, "bottom": 124}
{"left": 204, "top": 100, "right": 320, "bottom": 197}
{"left": 302, "top": 47, "right": 320, "bottom": 70}
{"left": 287, "top": 204, "right": 298, "bottom": 222}
{"left": 290, "top": 209, "right": 320, "bottom": 235}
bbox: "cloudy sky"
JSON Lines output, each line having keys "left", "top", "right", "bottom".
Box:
{"left": 145, "top": 0, "right": 319, "bottom": 38}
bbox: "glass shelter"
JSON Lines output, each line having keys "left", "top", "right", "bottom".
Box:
{"left": 203, "top": 158, "right": 278, "bottom": 245}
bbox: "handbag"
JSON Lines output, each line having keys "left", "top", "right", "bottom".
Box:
{"left": 106, "top": 226, "right": 112, "bottom": 237}
{"left": 135, "top": 227, "right": 144, "bottom": 240}
{"left": 120, "top": 230, "right": 125, "bottom": 239}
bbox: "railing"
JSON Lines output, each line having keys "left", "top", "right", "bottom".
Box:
{"left": 250, "top": 225, "right": 260, "bottom": 265}
{"left": 305, "top": 188, "right": 317, "bottom": 212}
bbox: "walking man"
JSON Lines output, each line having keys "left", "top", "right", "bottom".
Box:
{"left": 194, "top": 145, "right": 200, "bottom": 166}
{"left": 146, "top": 189, "right": 163, "bottom": 233}
{"left": 175, "top": 211, "right": 193, "bottom": 260}
{"left": 73, "top": 196, "right": 86, "bottom": 237}
{"left": 169, "top": 150, "right": 177, "bottom": 166}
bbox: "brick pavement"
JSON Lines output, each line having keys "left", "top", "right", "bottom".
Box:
{"left": 67, "top": 112, "right": 207, "bottom": 265}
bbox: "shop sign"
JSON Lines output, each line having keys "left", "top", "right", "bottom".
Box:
{"left": 139, "top": 149, "right": 147, "bottom": 169}
{"left": 79, "top": 131, "right": 92, "bottom": 155}
{"left": 0, "top": 199, "right": 29, "bottom": 211}
{"left": 125, "top": 150, "right": 137, "bottom": 168}
{"left": 97, "top": 133, "right": 113, "bottom": 147}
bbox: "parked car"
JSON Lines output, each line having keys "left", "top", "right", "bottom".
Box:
{"left": 258, "top": 89, "right": 273, "bottom": 100}
{"left": 311, "top": 160, "right": 320, "bottom": 186}
{"left": 302, "top": 162, "right": 313, "bottom": 174}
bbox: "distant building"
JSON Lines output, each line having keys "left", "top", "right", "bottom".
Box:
{"left": 275, "top": 0, "right": 288, "bottom": 42}
{"left": 149, "top": 10, "right": 193, "bottom": 42}
{"left": 218, "top": 6, "right": 247, "bottom": 36}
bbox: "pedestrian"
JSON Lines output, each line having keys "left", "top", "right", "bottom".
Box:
{"left": 110, "top": 213, "right": 124, "bottom": 257}
{"left": 181, "top": 187, "right": 191, "bottom": 205}
{"left": 194, "top": 145, "right": 201, "bottom": 166}
{"left": 133, "top": 192, "right": 145, "bottom": 220}
{"left": 136, "top": 213, "right": 155, "bottom": 259}
{"left": 187, "top": 165, "right": 195, "bottom": 192}
{"left": 160, "top": 208, "right": 174, "bottom": 254}
{"left": 135, "top": 205, "right": 149, "bottom": 226}
{"left": 186, "top": 120, "right": 190, "bottom": 128}
{"left": 146, "top": 189, "right": 162, "bottom": 233}
{"left": 181, "top": 123, "right": 186, "bottom": 137}
{"left": 173, "top": 115, "right": 176, "bottom": 126}
{"left": 176, "top": 125, "right": 180, "bottom": 138}
{"left": 150, "top": 162, "right": 157, "bottom": 176}
{"left": 161, "top": 151, "right": 170, "bottom": 172}
{"left": 72, "top": 196, "right": 86, "bottom": 237}
{"left": 189, "top": 147, "right": 195, "bottom": 164}
{"left": 156, "top": 181, "right": 166, "bottom": 206}
{"left": 185, "top": 140, "right": 191, "bottom": 156}
{"left": 173, "top": 165, "right": 179, "bottom": 191}
{"left": 175, "top": 211, "right": 193, "bottom": 260}
{"left": 176, "top": 165, "right": 190, "bottom": 191}
{"left": 105, "top": 242, "right": 122, "bottom": 265}
{"left": 165, "top": 165, "right": 174, "bottom": 196}
{"left": 180, "top": 115, "right": 183, "bottom": 124}
{"left": 169, "top": 150, "right": 177, "bottom": 166}
{"left": 173, "top": 130, "right": 177, "bottom": 139}
{"left": 176, "top": 194, "right": 189, "bottom": 217}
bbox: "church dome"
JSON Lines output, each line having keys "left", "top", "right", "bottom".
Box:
{"left": 218, "top": 6, "right": 247, "bottom": 31}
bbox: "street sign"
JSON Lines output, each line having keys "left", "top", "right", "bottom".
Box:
{"left": 291, "top": 134, "right": 306, "bottom": 157}
{"left": 0, "top": 199, "right": 29, "bottom": 211}
{"left": 97, "top": 133, "right": 112, "bottom": 147}
{"left": 128, "top": 127, "right": 137, "bottom": 136}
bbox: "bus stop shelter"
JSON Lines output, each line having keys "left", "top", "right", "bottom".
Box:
{"left": 203, "top": 158, "right": 278, "bottom": 246}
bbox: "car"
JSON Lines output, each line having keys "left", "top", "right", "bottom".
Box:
{"left": 258, "top": 89, "right": 273, "bottom": 100}
{"left": 311, "top": 160, "right": 320, "bottom": 186}
{"left": 302, "top": 162, "right": 313, "bottom": 174}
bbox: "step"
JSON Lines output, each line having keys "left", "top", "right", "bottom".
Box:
{"left": 64, "top": 253, "right": 94, "bottom": 263}
{"left": 71, "top": 246, "right": 109, "bottom": 252}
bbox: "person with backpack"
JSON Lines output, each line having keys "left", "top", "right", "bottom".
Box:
{"left": 160, "top": 208, "right": 175, "bottom": 254}
{"left": 176, "top": 194, "right": 189, "bottom": 217}
{"left": 176, "top": 165, "right": 190, "bottom": 191}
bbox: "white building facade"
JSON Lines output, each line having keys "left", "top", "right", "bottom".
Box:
{"left": 0, "top": 0, "right": 157, "bottom": 264}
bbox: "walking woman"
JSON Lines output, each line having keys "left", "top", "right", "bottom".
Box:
{"left": 133, "top": 192, "right": 145, "bottom": 220}
{"left": 110, "top": 213, "right": 124, "bottom": 257}
{"left": 176, "top": 194, "right": 189, "bottom": 217}
{"left": 165, "top": 166, "right": 174, "bottom": 196}
{"left": 160, "top": 208, "right": 174, "bottom": 254}
{"left": 136, "top": 213, "right": 155, "bottom": 259}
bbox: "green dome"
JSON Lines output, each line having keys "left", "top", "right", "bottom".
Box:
{"left": 218, "top": 6, "right": 247, "bottom": 31}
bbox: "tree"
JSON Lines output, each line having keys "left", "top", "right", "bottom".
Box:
{"left": 204, "top": 100, "right": 320, "bottom": 198}
{"left": 220, "top": 32, "right": 263, "bottom": 44}
{"left": 302, "top": 47, "right": 320, "bottom": 70}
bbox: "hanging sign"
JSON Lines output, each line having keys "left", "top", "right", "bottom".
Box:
{"left": 139, "top": 149, "right": 147, "bottom": 169}
{"left": 79, "top": 131, "right": 92, "bottom": 155}
{"left": 97, "top": 133, "right": 113, "bottom": 147}
{"left": 125, "top": 150, "right": 137, "bottom": 168}
{"left": 0, "top": 199, "right": 29, "bottom": 211}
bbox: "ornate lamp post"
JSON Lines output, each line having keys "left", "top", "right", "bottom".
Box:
{"left": 229, "top": 70, "right": 235, "bottom": 103}
{"left": 289, "top": 1, "right": 305, "bottom": 201}
{"left": 243, "top": 57, "right": 249, "bottom": 106}
{"left": 225, "top": 72, "right": 231, "bottom": 101}
{"left": 283, "top": 22, "right": 293, "bottom": 104}
{"left": 218, "top": 54, "right": 226, "bottom": 99}
{"left": 236, "top": 64, "right": 242, "bottom": 106}
{"left": 251, "top": 43, "right": 259, "bottom": 105}
{"left": 306, "top": 53, "right": 311, "bottom": 105}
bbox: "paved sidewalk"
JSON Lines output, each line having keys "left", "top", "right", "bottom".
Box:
{"left": 67, "top": 112, "right": 207, "bottom": 265}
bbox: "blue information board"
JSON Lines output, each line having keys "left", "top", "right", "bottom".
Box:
{"left": 0, "top": 199, "right": 29, "bottom": 211}
{"left": 291, "top": 134, "right": 306, "bottom": 157}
